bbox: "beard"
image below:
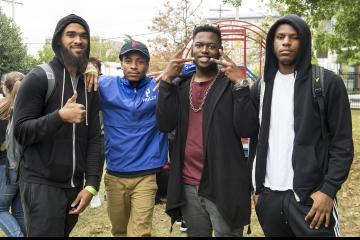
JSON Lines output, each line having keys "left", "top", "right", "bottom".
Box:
{"left": 60, "top": 44, "right": 88, "bottom": 73}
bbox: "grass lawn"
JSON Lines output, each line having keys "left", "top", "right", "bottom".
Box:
{"left": 72, "top": 110, "right": 360, "bottom": 237}
{"left": 1, "top": 111, "right": 359, "bottom": 237}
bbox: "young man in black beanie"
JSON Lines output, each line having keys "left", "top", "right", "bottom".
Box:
{"left": 13, "top": 14, "right": 102, "bottom": 237}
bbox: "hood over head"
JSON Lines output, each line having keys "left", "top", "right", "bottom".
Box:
{"left": 51, "top": 14, "right": 90, "bottom": 62}
{"left": 264, "top": 14, "right": 312, "bottom": 83}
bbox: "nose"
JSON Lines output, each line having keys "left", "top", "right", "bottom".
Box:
{"left": 282, "top": 36, "right": 291, "bottom": 46}
{"left": 201, "top": 45, "right": 209, "bottom": 53}
{"left": 130, "top": 62, "right": 138, "bottom": 69}
{"left": 74, "top": 35, "right": 82, "bottom": 44}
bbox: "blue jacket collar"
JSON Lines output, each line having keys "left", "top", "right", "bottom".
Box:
{"left": 121, "top": 76, "right": 151, "bottom": 89}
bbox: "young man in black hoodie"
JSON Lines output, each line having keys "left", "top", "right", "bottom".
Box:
{"left": 156, "top": 25, "right": 258, "bottom": 237}
{"left": 251, "top": 14, "right": 353, "bottom": 237}
{"left": 13, "top": 14, "right": 102, "bottom": 237}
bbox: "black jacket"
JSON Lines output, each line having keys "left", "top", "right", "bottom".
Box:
{"left": 156, "top": 72, "right": 258, "bottom": 229}
{"left": 13, "top": 15, "right": 102, "bottom": 190}
{"left": 252, "top": 15, "right": 353, "bottom": 201}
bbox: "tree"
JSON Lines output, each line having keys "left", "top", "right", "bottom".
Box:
{"left": 147, "top": 0, "right": 204, "bottom": 72}
{"left": 36, "top": 41, "right": 54, "bottom": 64}
{"left": 270, "top": 0, "right": 360, "bottom": 65}
{"left": 223, "top": 0, "right": 242, "bottom": 7}
{"left": 0, "top": 9, "right": 34, "bottom": 75}
{"left": 90, "top": 36, "right": 122, "bottom": 62}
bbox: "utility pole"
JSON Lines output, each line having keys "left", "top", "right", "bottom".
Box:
{"left": 235, "top": 6, "right": 239, "bottom": 20}
{"left": 0, "top": 0, "right": 23, "bottom": 21}
{"left": 210, "top": 5, "right": 231, "bottom": 20}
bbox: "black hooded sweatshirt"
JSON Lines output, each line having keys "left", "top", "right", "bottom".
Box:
{"left": 252, "top": 15, "right": 353, "bottom": 201}
{"left": 13, "top": 14, "right": 102, "bottom": 190}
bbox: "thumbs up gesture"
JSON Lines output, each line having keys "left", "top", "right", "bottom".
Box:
{"left": 58, "top": 92, "right": 86, "bottom": 124}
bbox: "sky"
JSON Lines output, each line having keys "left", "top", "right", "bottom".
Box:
{"left": 0, "top": 0, "right": 268, "bottom": 55}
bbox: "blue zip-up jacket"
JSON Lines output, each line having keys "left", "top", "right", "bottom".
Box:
{"left": 99, "top": 75, "right": 167, "bottom": 173}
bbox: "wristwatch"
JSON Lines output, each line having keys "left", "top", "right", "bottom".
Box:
{"left": 234, "top": 78, "right": 249, "bottom": 90}
{"left": 240, "top": 78, "right": 249, "bottom": 88}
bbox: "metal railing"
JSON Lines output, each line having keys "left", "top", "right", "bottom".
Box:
{"left": 341, "top": 72, "right": 360, "bottom": 109}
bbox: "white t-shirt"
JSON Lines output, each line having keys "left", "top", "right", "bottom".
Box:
{"left": 264, "top": 71, "right": 296, "bottom": 191}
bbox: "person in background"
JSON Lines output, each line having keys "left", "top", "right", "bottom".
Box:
{"left": 0, "top": 72, "right": 26, "bottom": 237}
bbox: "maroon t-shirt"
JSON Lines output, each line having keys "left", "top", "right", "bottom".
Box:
{"left": 183, "top": 80, "right": 213, "bottom": 186}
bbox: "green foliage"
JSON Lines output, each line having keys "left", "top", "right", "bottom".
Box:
{"left": 222, "top": 0, "right": 242, "bottom": 7}
{"left": 36, "top": 42, "right": 54, "bottom": 64}
{"left": 90, "top": 36, "right": 122, "bottom": 62}
{"left": 0, "top": 9, "right": 34, "bottom": 75}
{"left": 22, "top": 54, "right": 41, "bottom": 73}
{"left": 270, "top": 0, "right": 360, "bottom": 65}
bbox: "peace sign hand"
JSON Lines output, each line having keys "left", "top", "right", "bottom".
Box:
{"left": 210, "top": 49, "right": 245, "bottom": 83}
{"left": 159, "top": 46, "right": 193, "bottom": 84}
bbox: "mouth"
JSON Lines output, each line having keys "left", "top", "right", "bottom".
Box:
{"left": 280, "top": 50, "right": 293, "bottom": 55}
{"left": 71, "top": 46, "right": 85, "bottom": 54}
{"left": 128, "top": 72, "right": 140, "bottom": 77}
{"left": 197, "top": 56, "right": 211, "bottom": 64}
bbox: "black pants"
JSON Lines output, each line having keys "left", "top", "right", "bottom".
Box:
{"left": 255, "top": 188, "right": 340, "bottom": 237}
{"left": 19, "top": 182, "right": 81, "bottom": 237}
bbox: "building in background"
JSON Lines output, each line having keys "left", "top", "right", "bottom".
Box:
{"left": 101, "top": 62, "right": 123, "bottom": 76}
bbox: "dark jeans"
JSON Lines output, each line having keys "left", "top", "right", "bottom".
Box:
{"left": 181, "top": 185, "right": 244, "bottom": 237}
{"left": 20, "top": 182, "right": 81, "bottom": 237}
{"left": 255, "top": 188, "right": 340, "bottom": 237}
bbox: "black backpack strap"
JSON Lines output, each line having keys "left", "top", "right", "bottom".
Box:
{"left": 38, "top": 63, "right": 56, "bottom": 104}
{"left": 312, "top": 65, "right": 327, "bottom": 140}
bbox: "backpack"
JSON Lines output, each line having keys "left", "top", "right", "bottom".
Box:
{"left": 312, "top": 65, "right": 327, "bottom": 139}
{"left": 5, "top": 63, "right": 56, "bottom": 171}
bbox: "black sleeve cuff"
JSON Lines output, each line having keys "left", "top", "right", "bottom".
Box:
{"left": 232, "top": 86, "right": 250, "bottom": 97}
{"left": 85, "top": 176, "right": 100, "bottom": 191}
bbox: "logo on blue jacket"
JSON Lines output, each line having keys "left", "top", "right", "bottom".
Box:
{"left": 143, "top": 88, "right": 157, "bottom": 102}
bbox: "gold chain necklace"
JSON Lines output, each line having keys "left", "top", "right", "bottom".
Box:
{"left": 189, "top": 72, "right": 219, "bottom": 112}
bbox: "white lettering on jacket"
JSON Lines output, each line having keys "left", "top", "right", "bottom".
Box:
{"left": 142, "top": 88, "right": 157, "bottom": 102}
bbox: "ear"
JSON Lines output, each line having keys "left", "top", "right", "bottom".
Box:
{"left": 119, "top": 57, "right": 125, "bottom": 68}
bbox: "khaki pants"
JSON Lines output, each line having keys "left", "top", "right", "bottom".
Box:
{"left": 104, "top": 173, "right": 157, "bottom": 237}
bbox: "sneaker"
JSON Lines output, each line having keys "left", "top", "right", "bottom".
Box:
{"left": 90, "top": 194, "right": 101, "bottom": 209}
{"left": 175, "top": 217, "right": 182, "bottom": 225}
{"left": 179, "top": 220, "right": 187, "bottom": 232}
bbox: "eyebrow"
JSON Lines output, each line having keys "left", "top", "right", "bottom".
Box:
{"left": 275, "top": 32, "right": 298, "bottom": 36}
{"left": 123, "top": 56, "right": 147, "bottom": 61}
{"left": 64, "top": 30, "right": 88, "bottom": 35}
